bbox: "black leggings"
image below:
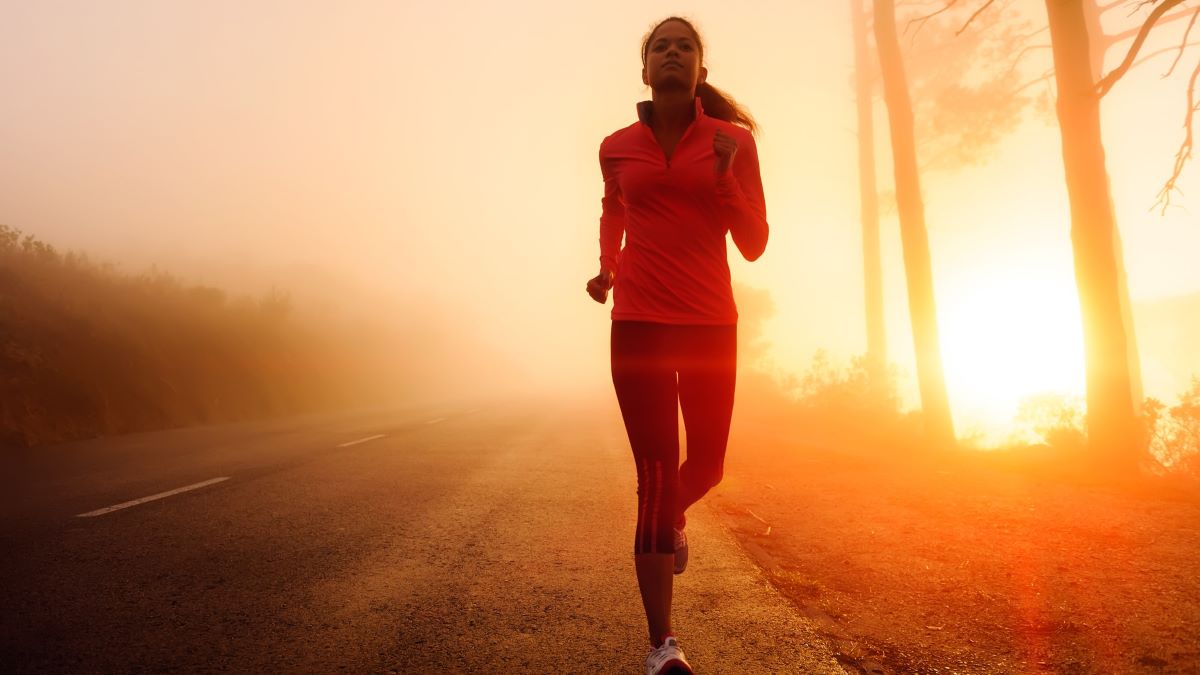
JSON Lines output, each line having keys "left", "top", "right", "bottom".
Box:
{"left": 610, "top": 320, "right": 737, "bottom": 555}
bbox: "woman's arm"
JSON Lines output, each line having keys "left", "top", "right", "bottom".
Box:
{"left": 598, "top": 138, "right": 625, "bottom": 277}
{"left": 714, "top": 131, "right": 769, "bottom": 262}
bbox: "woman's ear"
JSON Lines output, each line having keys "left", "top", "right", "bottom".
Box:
{"left": 642, "top": 66, "right": 649, "bottom": 86}
{"left": 698, "top": 66, "right": 708, "bottom": 87}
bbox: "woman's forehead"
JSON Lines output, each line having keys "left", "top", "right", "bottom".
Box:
{"left": 651, "top": 21, "right": 695, "bottom": 43}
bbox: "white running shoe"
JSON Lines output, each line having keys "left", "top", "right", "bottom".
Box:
{"left": 673, "top": 528, "right": 688, "bottom": 575}
{"left": 645, "top": 634, "right": 694, "bottom": 675}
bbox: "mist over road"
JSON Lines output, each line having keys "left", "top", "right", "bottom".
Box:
{"left": 1, "top": 397, "right": 841, "bottom": 673}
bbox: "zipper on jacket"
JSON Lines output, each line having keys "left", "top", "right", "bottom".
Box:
{"left": 645, "top": 114, "right": 700, "bottom": 171}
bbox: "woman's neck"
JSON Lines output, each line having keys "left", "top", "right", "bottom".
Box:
{"left": 649, "top": 90, "right": 695, "bottom": 133}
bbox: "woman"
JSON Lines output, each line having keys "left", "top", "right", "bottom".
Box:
{"left": 585, "top": 16, "right": 768, "bottom": 675}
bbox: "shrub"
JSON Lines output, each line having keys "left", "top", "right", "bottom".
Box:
{"left": 1144, "top": 378, "right": 1200, "bottom": 479}
{"left": 1015, "top": 392, "right": 1087, "bottom": 453}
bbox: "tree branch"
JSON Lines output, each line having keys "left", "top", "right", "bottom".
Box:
{"left": 1097, "top": 0, "right": 1189, "bottom": 97}
{"left": 1003, "top": 43, "right": 1054, "bottom": 80}
{"left": 1016, "top": 24, "right": 1049, "bottom": 42}
{"left": 1013, "top": 67, "right": 1057, "bottom": 97}
{"left": 1104, "top": 4, "right": 1199, "bottom": 45}
{"left": 1154, "top": 53, "right": 1200, "bottom": 214}
{"left": 904, "top": 0, "right": 959, "bottom": 40}
{"left": 1164, "top": 7, "right": 1200, "bottom": 77}
{"left": 1127, "top": 40, "right": 1200, "bottom": 72}
{"left": 956, "top": 0, "right": 997, "bottom": 35}
{"left": 1130, "top": 0, "right": 1166, "bottom": 14}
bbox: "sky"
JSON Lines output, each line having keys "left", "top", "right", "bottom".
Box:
{"left": 2, "top": 0, "right": 1199, "bottom": 442}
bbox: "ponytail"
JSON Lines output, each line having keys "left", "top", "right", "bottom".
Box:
{"left": 696, "top": 81, "right": 758, "bottom": 135}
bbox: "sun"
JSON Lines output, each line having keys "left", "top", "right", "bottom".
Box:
{"left": 937, "top": 270, "right": 1086, "bottom": 444}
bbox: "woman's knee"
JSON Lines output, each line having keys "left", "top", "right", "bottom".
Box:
{"left": 688, "top": 462, "right": 723, "bottom": 491}
{"left": 705, "top": 465, "right": 724, "bottom": 489}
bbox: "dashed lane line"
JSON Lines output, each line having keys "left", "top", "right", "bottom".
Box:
{"left": 337, "top": 433, "right": 387, "bottom": 448}
{"left": 75, "top": 477, "right": 231, "bottom": 518}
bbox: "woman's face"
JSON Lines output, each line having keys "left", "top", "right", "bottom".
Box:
{"left": 642, "top": 20, "right": 707, "bottom": 94}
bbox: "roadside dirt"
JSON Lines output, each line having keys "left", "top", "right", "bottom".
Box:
{"left": 710, "top": 425, "right": 1200, "bottom": 674}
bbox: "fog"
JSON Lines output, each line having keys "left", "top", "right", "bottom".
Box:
{"left": 3, "top": 0, "right": 1199, "bottom": 437}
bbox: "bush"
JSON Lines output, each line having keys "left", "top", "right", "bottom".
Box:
{"left": 1015, "top": 392, "right": 1087, "bottom": 454}
{"left": 1144, "top": 378, "right": 1200, "bottom": 479}
{"left": 736, "top": 347, "right": 920, "bottom": 454}
{"left": 1011, "top": 385, "right": 1200, "bottom": 482}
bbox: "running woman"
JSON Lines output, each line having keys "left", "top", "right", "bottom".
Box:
{"left": 585, "top": 16, "right": 768, "bottom": 675}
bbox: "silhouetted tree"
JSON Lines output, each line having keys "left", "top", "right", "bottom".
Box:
{"left": 873, "top": 0, "right": 957, "bottom": 448}
{"left": 1080, "top": 0, "right": 1200, "bottom": 423}
{"left": 1042, "top": 0, "right": 1196, "bottom": 472}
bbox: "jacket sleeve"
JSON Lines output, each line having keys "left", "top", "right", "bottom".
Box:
{"left": 714, "top": 131, "right": 769, "bottom": 262}
{"left": 598, "top": 138, "right": 625, "bottom": 276}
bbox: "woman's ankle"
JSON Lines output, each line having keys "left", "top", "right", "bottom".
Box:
{"left": 651, "top": 630, "right": 675, "bottom": 648}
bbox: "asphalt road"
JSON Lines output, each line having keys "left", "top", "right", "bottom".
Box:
{"left": 1, "top": 395, "right": 843, "bottom": 673}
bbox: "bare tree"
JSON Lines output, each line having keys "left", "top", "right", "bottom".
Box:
{"left": 850, "top": 0, "right": 888, "bottom": 380}
{"left": 1042, "top": 0, "right": 1195, "bottom": 472}
{"left": 1082, "top": 0, "right": 1200, "bottom": 413}
{"left": 873, "top": 0, "right": 958, "bottom": 448}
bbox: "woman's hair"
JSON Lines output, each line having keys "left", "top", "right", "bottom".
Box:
{"left": 640, "top": 16, "right": 758, "bottom": 135}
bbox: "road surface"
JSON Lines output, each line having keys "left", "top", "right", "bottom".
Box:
{"left": 1, "top": 396, "right": 843, "bottom": 673}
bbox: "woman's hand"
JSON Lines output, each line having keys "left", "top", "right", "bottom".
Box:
{"left": 713, "top": 129, "right": 738, "bottom": 176}
{"left": 586, "top": 269, "right": 615, "bottom": 304}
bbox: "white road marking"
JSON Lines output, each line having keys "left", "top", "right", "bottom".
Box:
{"left": 425, "top": 417, "right": 445, "bottom": 425}
{"left": 337, "top": 433, "right": 386, "bottom": 448}
{"left": 76, "top": 477, "right": 230, "bottom": 518}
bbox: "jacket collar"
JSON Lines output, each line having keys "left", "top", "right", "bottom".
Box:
{"left": 636, "top": 96, "right": 705, "bottom": 126}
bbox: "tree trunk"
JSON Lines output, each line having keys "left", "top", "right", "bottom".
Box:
{"left": 1045, "top": 0, "right": 1142, "bottom": 470}
{"left": 1111, "top": 211, "right": 1143, "bottom": 408}
{"left": 872, "top": 0, "right": 956, "bottom": 447}
{"left": 1082, "top": 0, "right": 1145, "bottom": 410}
{"left": 851, "top": 0, "right": 887, "bottom": 379}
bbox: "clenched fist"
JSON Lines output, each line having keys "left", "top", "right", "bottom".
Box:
{"left": 586, "top": 269, "right": 615, "bottom": 304}
{"left": 713, "top": 129, "right": 738, "bottom": 176}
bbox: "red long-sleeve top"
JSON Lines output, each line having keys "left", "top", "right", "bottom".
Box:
{"left": 598, "top": 97, "right": 769, "bottom": 325}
